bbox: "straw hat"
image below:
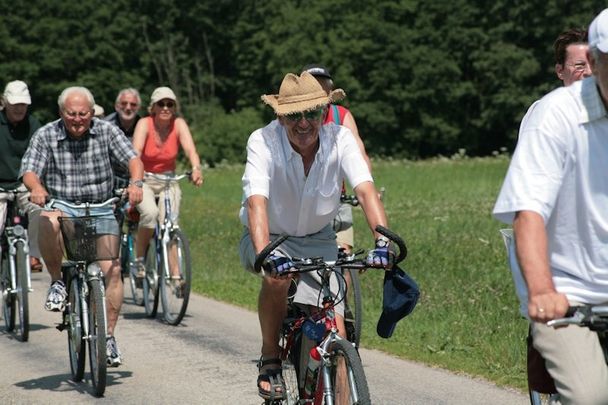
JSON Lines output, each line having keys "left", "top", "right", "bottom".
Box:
{"left": 261, "top": 72, "right": 345, "bottom": 115}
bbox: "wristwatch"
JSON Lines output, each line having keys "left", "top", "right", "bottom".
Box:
{"left": 375, "top": 236, "right": 390, "bottom": 248}
{"left": 129, "top": 180, "right": 144, "bottom": 188}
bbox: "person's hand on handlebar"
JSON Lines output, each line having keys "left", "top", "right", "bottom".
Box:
{"left": 262, "top": 250, "right": 294, "bottom": 277}
{"left": 366, "top": 236, "right": 396, "bottom": 268}
{"left": 30, "top": 185, "right": 49, "bottom": 207}
{"left": 127, "top": 182, "right": 143, "bottom": 206}
{"left": 528, "top": 291, "right": 569, "bottom": 323}
{"left": 191, "top": 168, "right": 204, "bottom": 187}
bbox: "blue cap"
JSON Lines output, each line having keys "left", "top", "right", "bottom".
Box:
{"left": 376, "top": 265, "right": 419, "bottom": 338}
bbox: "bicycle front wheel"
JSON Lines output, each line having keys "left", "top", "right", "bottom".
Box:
{"left": 344, "top": 268, "right": 362, "bottom": 349}
{"left": 143, "top": 238, "right": 159, "bottom": 317}
{"left": 160, "top": 229, "right": 192, "bottom": 325}
{"left": 66, "top": 272, "right": 85, "bottom": 381}
{"left": 87, "top": 277, "right": 107, "bottom": 397}
{"left": 15, "top": 241, "right": 29, "bottom": 342}
{"left": 322, "top": 338, "right": 371, "bottom": 405}
{"left": 126, "top": 233, "right": 144, "bottom": 306}
{"left": 1, "top": 253, "right": 15, "bottom": 331}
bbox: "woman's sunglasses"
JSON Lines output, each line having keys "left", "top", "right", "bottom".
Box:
{"left": 157, "top": 100, "right": 175, "bottom": 109}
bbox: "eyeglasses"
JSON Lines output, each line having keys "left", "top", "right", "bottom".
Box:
{"left": 63, "top": 110, "right": 91, "bottom": 119}
{"left": 566, "top": 61, "right": 588, "bottom": 72}
{"left": 120, "top": 101, "right": 139, "bottom": 108}
{"left": 156, "top": 101, "right": 175, "bottom": 109}
{"left": 284, "top": 108, "right": 324, "bottom": 122}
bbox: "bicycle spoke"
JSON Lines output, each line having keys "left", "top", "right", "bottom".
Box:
{"left": 160, "top": 229, "right": 191, "bottom": 325}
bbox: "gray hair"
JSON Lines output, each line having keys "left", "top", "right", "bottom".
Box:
{"left": 115, "top": 88, "right": 141, "bottom": 105}
{"left": 57, "top": 86, "right": 95, "bottom": 111}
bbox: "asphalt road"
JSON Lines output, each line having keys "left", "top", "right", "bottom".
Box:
{"left": 0, "top": 271, "right": 528, "bottom": 404}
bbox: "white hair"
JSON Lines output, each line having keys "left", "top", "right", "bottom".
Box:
{"left": 57, "top": 86, "right": 95, "bottom": 111}
{"left": 115, "top": 88, "right": 141, "bottom": 105}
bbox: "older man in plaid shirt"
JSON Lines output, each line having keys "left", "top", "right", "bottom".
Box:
{"left": 20, "top": 86, "right": 143, "bottom": 367}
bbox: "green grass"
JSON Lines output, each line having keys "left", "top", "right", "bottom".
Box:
{"left": 180, "top": 157, "right": 530, "bottom": 392}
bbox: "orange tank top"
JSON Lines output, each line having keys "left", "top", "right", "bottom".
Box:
{"left": 141, "top": 116, "right": 180, "bottom": 173}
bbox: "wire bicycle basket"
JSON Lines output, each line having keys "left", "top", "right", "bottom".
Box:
{"left": 58, "top": 216, "right": 119, "bottom": 262}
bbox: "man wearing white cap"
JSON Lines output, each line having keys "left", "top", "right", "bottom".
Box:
{"left": 493, "top": 9, "right": 608, "bottom": 403}
{"left": 238, "top": 72, "right": 393, "bottom": 401}
{"left": 0, "top": 80, "right": 43, "bottom": 271}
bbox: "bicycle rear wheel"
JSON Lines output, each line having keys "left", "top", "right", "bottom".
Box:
{"left": 15, "top": 241, "right": 29, "bottom": 342}
{"left": 1, "top": 252, "right": 15, "bottom": 331}
{"left": 143, "top": 238, "right": 159, "bottom": 317}
{"left": 322, "top": 338, "right": 371, "bottom": 405}
{"left": 344, "top": 268, "right": 362, "bottom": 348}
{"left": 87, "top": 277, "right": 107, "bottom": 397}
{"left": 66, "top": 272, "right": 85, "bottom": 381}
{"left": 160, "top": 229, "right": 191, "bottom": 325}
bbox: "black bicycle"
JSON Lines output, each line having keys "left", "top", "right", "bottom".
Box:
{"left": 255, "top": 225, "right": 406, "bottom": 405}
{"left": 0, "top": 187, "right": 32, "bottom": 342}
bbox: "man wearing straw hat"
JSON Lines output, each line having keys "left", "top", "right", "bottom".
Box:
{"left": 238, "top": 71, "right": 393, "bottom": 400}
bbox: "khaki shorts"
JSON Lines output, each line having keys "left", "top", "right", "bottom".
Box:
{"left": 336, "top": 226, "right": 354, "bottom": 249}
{"left": 239, "top": 224, "right": 344, "bottom": 315}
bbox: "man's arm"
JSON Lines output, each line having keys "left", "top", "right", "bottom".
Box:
{"left": 246, "top": 195, "right": 270, "bottom": 255}
{"left": 342, "top": 112, "right": 372, "bottom": 171}
{"left": 513, "top": 210, "right": 569, "bottom": 322}
{"left": 354, "top": 180, "right": 387, "bottom": 239}
{"left": 22, "top": 171, "right": 48, "bottom": 206}
{"left": 126, "top": 157, "right": 144, "bottom": 206}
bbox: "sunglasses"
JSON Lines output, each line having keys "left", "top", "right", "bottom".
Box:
{"left": 284, "top": 108, "right": 324, "bottom": 122}
{"left": 156, "top": 100, "right": 175, "bottom": 109}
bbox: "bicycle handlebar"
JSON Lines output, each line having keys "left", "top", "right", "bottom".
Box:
{"left": 547, "top": 305, "right": 608, "bottom": 331}
{"left": 47, "top": 197, "right": 119, "bottom": 210}
{"left": 144, "top": 171, "right": 191, "bottom": 182}
{"left": 253, "top": 225, "right": 406, "bottom": 273}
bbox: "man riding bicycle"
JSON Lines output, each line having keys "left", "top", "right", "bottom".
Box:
{"left": 238, "top": 71, "right": 394, "bottom": 401}
{"left": 20, "top": 86, "right": 143, "bottom": 367}
{"left": 494, "top": 9, "right": 608, "bottom": 403}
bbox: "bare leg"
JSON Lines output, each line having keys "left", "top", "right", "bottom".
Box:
{"left": 135, "top": 226, "right": 155, "bottom": 258}
{"left": 258, "top": 275, "right": 291, "bottom": 394}
{"left": 38, "top": 210, "right": 64, "bottom": 282}
{"left": 99, "top": 258, "right": 122, "bottom": 336}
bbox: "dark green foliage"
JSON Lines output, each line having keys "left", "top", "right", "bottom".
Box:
{"left": 1, "top": 0, "right": 606, "bottom": 161}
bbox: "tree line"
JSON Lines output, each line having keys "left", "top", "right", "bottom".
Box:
{"left": 1, "top": 0, "right": 605, "bottom": 166}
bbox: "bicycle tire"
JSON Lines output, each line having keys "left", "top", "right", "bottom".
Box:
{"left": 15, "top": 241, "right": 29, "bottom": 342}
{"left": 127, "top": 232, "right": 144, "bottom": 306}
{"left": 321, "top": 338, "right": 371, "bottom": 405}
{"left": 345, "top": 268, "right": 362, "bottom": 349}
{"left": 530, "top": 390, "right": 559, "bottom": 405}
{"left": 1, "top": 253, "right": 15, "bottom": 331}
{"left": 66, "top": 272, "right": 85, "bottom": 381}
{"left": 143, "top": 237, "right": 159, "bottom": 317}
{"left": 160, "top": 229, "right": 191, "bottom": 325}
{"left": 87, "top": 276, "right": 107, "bottom": 397}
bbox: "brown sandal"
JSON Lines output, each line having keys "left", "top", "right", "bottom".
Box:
{"left": 257, "top": 357, "right": 285, "bottom": 401}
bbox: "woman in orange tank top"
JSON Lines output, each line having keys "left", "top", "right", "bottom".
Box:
{"left": 131, "top": 87, "right": 203, "bottom": 274}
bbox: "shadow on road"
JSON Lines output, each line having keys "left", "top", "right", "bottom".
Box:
{"left": 15, "top": 370, "right": 133, "bottom": 396}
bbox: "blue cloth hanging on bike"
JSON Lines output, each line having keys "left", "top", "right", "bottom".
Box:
{"left": 377, "top": 264, "right": 419, "bottom": 338}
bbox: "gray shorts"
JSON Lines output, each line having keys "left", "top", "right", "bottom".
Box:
{"left": 239, "top": 224, "right": 345, "bottom": 315}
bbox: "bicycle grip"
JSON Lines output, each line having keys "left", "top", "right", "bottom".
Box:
{"left": 375, "top": 225, "right": 407, "bottom": 263}
{"left": 254, "top": 234, "right": 289, "bottom": 273}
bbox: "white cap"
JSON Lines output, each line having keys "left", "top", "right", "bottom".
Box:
{"left": 150, "top": 87, "right": 177, "bottom": 104}
{"left": 589, "top": 9, "right": 608, "bottom": 53}
{"left": 93, "top": 104, "right": 105, "bottom": 117}
{"left": 3, "top": 80, "right": 31, "bottom": 105}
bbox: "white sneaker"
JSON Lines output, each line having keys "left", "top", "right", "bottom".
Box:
{"left": 44, "top": 280, "right": 67, "bottom": 312}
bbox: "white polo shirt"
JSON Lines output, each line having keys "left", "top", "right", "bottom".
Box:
{"left": 493, "top": 77, "right": 608, "bottom": 304}
{"left": 239, "top": 119, "right": 372, "bottom": 236}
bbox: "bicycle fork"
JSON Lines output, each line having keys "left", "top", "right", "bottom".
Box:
{"left": 7, "top": 236, "right": 32, "bottom": 293}
{"left": 317, "top": 335, "right": 360, "bottom": 405}
{"left": 80, "top": 264, "right": 108, "bottom": 342}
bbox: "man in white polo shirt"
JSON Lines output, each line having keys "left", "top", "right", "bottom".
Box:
{"left": 493, "top": 9, "right": 608, "bottom": 403}
{"left": 239, "top": 71, "right": 393, "bottom": 401}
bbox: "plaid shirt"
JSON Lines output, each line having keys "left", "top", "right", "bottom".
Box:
{"left": 20, "top": 117, "right": 136, "bottom": 203}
